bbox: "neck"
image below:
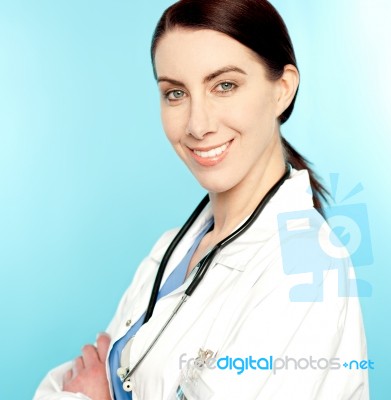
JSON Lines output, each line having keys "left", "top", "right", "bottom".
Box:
{"left": 208, "top": 137, "right": 286, "bottom": 241}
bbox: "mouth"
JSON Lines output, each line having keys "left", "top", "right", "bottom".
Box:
{"left": 192, "top": 142, "right": 230, "bottom": 158}
{"left": 187, "top": 140, "right": 233, "bottom": 166}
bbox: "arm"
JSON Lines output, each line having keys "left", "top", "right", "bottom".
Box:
{"left": 61, "top": 334, "right": 111, "bottom": 400}
{"left": 33, "top": 284, "right": 134, "bottom": 400}
{"left": 33, "top": 228, "right": 179, "bottom": 400}
{"left": 33, "top": 362, "right": 90, "bottom": 400}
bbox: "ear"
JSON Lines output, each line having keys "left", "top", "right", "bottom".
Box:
{"left": 275, "top": 64, "right": 300, "bottom": 118}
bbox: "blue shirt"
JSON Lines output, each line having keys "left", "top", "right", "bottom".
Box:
{"left": 109, "top": 219, "right": 214, "bottom": 399}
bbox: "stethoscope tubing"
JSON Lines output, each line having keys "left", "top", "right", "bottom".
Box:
{"left": 185, "top": 164, "right": 291, "bottom": 297}
{"left": 120, "top": 163, "right": 291, "bottom": 387}
{"left": 120, "top": 294, "right": 189, "bottom": 385}
{"left": 144, "top": 195, "right": 210, "bottom": 323}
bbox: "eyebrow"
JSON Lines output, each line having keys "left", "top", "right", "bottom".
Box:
{"left": 157, "top": 65, "right": 247, "bottom": 86}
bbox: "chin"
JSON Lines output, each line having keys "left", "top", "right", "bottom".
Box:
{"left": 193, "top": 175, "right": 238, "bottom": 194}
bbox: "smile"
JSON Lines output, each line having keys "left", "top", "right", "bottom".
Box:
{"left": 192, "top": 142, "right": 230, "bottom": 158}
{"left": 188, "top": 140, "right": 233, "bottom": 167}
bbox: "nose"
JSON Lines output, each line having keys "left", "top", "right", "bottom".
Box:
{"left": 186, "top": 98, "right": 216, "bottom": 139}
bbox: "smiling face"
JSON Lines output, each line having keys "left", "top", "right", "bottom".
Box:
{"left": 154, "top": 28, "right": 288, "bottom": 194}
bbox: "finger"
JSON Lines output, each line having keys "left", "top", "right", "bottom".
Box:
{"left": 81, "top": 344, "right": 99, "bottom": 368}
{"left": 73, "top": 356, "right": 85, "bottom": 374}
{"left": 96, "top": 333, "right": 111, "bottom": 362}
{"left": 63, "top": 369, "right": 72, "bottom": 385}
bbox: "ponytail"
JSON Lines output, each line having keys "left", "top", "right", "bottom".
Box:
{"left": 281, "top": 137, "right": 329, "bottom": 216}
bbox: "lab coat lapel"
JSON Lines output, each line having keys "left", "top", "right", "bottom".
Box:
{"left": 117, "top": 202, "right": 214, "bottom": 339}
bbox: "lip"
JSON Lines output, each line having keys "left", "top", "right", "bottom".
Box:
{"left": 189, "top": 141, "right": 231, "bottom": 152}
{"left": 187, "top": 139, "right": 233, "bottom": 167}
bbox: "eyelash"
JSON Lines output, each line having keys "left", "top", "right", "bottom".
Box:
{"left": 163, "top": 81, "right": 237, "bottom": 102}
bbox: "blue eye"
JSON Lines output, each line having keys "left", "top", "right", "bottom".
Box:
{"left": 166, "top": 90, "right": 185, "bottom": 100}
{"left": 220, "top": 82, "right": 234, "bottom": 91}
{"left": 215, "top": 82, "right": 236, "bottom": 93}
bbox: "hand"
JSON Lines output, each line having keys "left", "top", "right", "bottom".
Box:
{"left": 63, "top": 333, "right": 112, "bottom": 400}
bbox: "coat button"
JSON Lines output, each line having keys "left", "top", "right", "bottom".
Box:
{"left": 126, "top": 319, "right": 132, "bottom": 327}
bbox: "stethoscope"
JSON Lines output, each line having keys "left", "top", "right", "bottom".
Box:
{"left": 117, "top": 163, "right": 292, "bottom": 392}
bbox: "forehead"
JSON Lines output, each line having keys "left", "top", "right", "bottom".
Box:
{"left": 154, "top": 28, "right": 264, "bottom": 79}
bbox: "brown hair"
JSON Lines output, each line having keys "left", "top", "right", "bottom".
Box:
{"left": 151, "top": 0, "right": 329, "bottom": 214}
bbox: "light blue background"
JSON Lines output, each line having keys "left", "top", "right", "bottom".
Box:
{"left": 0, "top": 0, "right": 389, "bottom": 398}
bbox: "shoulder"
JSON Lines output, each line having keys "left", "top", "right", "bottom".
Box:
{"left": 130, "top": 227, "right": 181, "bottom": 287}
{"left": 105, "top": 227, "right": 181, "bottom": 337}
{"left": 148, "top": 227, "right": 181, "bottom": 262}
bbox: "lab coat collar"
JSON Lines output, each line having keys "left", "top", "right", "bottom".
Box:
{"left": 215, "top": 168, "right": 314, "bottom": 271}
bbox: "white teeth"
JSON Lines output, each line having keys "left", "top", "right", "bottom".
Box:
{"left": 193, "top": 142, "right": 229, "bottom": 158}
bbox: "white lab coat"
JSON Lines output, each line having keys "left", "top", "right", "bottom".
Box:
{"left": 34, "top": 169, "right": 369, "bottom": 400}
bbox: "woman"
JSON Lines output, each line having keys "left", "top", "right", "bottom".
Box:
{"left": 34, "top": 0, "right": 369, "bottom": 399}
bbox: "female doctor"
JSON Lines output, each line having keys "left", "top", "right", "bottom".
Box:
{"left": 34, "top": 0, "right": 369, "bottom": 399}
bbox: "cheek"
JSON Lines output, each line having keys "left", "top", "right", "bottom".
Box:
{"left": 161, "top": 108, "right": 181, "bottom": 145}
{"left": 222, "top": 93, "right": 275, "bottom": 138}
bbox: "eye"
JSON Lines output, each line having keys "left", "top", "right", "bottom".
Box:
{"left": 215, "top": 81, "right": 236, "bottom": 93}
{"left": 165, "top": 89, "right": 186, "bottom": 101}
